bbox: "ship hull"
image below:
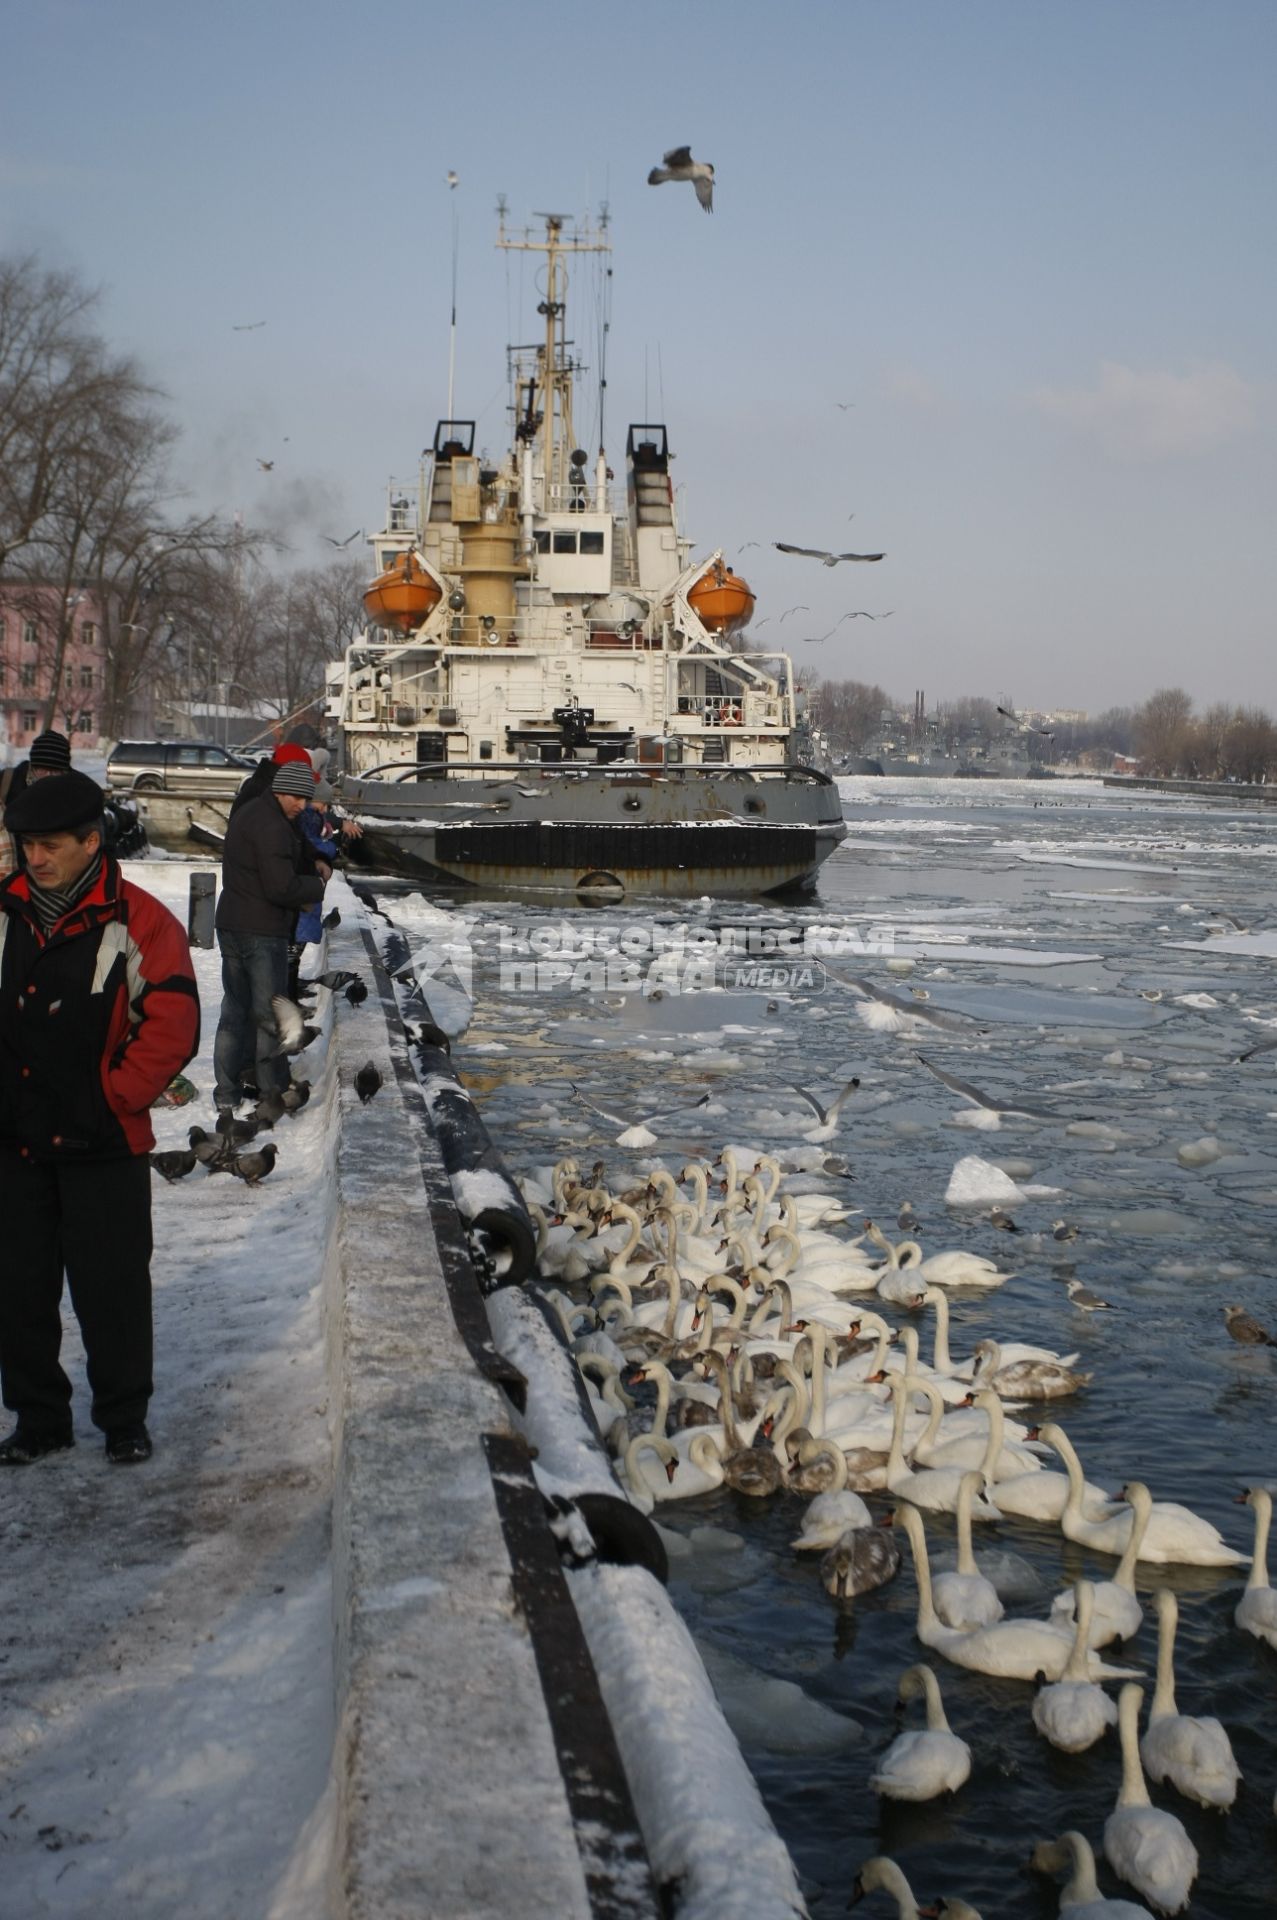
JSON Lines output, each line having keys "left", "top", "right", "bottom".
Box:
{"left": 340, "top": 765, "right": 846, "bottom": 899}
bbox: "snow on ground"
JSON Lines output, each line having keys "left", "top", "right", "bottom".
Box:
{"left": 0, "top": 864, "right": 339, "bottom": 1918}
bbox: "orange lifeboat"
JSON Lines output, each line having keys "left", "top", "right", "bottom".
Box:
{"left": 687, "top": 559, "right": 755, "bottom": 634}
{"left": 362, "top": 552, "right": 442, "bottom": 634}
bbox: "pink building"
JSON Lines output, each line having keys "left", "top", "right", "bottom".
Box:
{"left": 0, "top": 584, "right": 109, "bottom": 753}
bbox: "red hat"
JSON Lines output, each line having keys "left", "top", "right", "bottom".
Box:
{"left": 271, "top": 742, "right": 312, "bottom": 766}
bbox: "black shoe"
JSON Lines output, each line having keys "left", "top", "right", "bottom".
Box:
{"left": 105, "top": 1423, "right": 153, "bottom": 1465}
{"left": 0, "top": 1426, "right": 74, "bottom": 1465}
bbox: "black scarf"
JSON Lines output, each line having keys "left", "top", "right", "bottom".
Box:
{"left": 27, "top": 851, "right": 104, "bottom": 933}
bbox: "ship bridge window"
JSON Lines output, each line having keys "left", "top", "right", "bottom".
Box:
{"left": 553, "top": 531, "right": 577, "bottom": 554}
{"left": 580, "top": 531, "right": 604, "bottom": 555}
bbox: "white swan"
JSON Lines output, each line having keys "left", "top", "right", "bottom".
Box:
{"left": 792, "top": 1479, "right": 873, "bottom": 1551}
{"left": 1236, "top": 1487, "right": 1277, "bottom": 1649}
{"left": 931, "top": 1471, "right": 1004, "bottom": 1630}
{"left": 967, "top": 1395, "right": 1115, "bottom": 1525}
{"left": 884, "top": 1373, "right": 1002, "bottom": 1519}
{"left": 1050, "top": 1482, "right": 1149, "bottom": 1648}
{"left": 911, "top": 1365, "right": 1043, "bottom": 1475}
{"left": 896, "top": 1503, "right": 1136, "bottom": 1683}
{"left": 926, "top": 1283, "right": 1077, "bottom": 1378}
{"left": 1042, "top": 1424, "right": 1249, "bottom": 1566}
{"left": 1032, "top": 1581, "right": 1119, "bottom": 1753}
{"left": 916, "top": 1246, "right": 1007, "bottom": 1290}
{"left": 1104, "top": 1683, "right": 1198, "bottom": 1915}
{"left": 869, "top": 1663, "right": 971, "bottom": 1801}
{"left": 1140, "top": 1588, "right": 1240, "bottom": 1810}
{"left": 848, "top": 1856, "right": 927, "bottom": 1918}
{"left": 1030, "top": 1830, "right": 1154, "bottom": 1918}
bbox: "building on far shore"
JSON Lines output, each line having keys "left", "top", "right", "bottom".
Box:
{"left": 0, "top": 583, "right": 109, "bottom": 754}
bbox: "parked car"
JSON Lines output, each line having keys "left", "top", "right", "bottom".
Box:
{"left": 105, "top": 739, "right": 258, "bottom": 796}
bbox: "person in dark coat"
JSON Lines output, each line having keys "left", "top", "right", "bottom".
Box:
{"left": 229, "top": 740, "right": 313, "bottom": 818}
{"left": 213, "top": 761, "right": 329, "bottom": 1109}
{"left": 0, "top": 770, "right": 200, "bottom": 1465}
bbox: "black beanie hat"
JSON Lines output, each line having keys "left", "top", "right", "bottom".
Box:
{"left": 29, "top": 729, "right": 72, "bottom": 771}
{"left": 5, "top": 769, "right": 105, "bottom": 836}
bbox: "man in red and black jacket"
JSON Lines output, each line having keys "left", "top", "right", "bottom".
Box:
{"left": 0, "top": 771, "right": 200, "bottom": 1466}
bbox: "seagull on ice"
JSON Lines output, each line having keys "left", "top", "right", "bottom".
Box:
{"left": 1223, "top": 1304, "right": 1277, "bottom": 1347}
{"left": 1064, "top": 1277, "right": 1115, "bottom": 1313}
{"left": 914, "top": 1052, "right": 1081, "bottom": 1120}
{"left": 568, "top": 1082, "right": 710, "bottom": 1148}
{"left": 774, "top": 542, "right": 885, "bottom": 566}
{"left": 647, "top": 145, "right": 714, "bottom": 212}
{"left": 790, "top": 1075, "right": 861, "bottom": 1142}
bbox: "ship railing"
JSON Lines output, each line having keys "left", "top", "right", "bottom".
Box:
{"left": 342, "top": 758, "right": 834, "bottom": 787}
{"left": 537, "top": 479, "right": 613, "bottom": 514}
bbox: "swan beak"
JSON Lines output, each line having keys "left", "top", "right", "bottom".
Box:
{"left": 1234, "top": 1489, "right": 1253, "bottom": 1504}
{"left": 663, "top": 1459, "right": 678, "bottom": 1483}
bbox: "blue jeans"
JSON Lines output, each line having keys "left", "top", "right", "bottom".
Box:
{"left": 213, "top": 929, "right": 289, "bottom": 1103}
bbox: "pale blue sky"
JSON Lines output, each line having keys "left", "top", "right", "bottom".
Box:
{"left": 4, "top": 0, "right": 1273, "bottom": 710}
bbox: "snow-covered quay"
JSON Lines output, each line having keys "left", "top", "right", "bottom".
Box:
{"left": 0, "top": 870, "right": 801, "bottom": 1920}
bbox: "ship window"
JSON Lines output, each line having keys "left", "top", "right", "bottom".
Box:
{"left": 553, "top": 532, "right": 577, "bottom": 554}
{"left": 478, "top": 740, "right": 493, "bottom": 760}
{"left": 534, "top": 531, "right": 551, "bottom": 554}
{"left": 580, "top": 531, "right": 604, "bottom": 555}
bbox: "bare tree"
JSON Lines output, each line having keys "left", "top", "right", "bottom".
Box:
{"left": 1135, "top": 687, "right": 1195, "bottom": 774}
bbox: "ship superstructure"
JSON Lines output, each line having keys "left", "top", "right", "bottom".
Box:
{"left": 330, "top": 211, "right": 846, "bottom": 898}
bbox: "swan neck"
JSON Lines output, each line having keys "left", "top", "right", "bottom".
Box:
{"left": 918, "top": 1665, "right": 949, "bottom": 1732}
{"left": 1116, "top": 1688, "right": 1151, "bottom": 1807}
{"left": 955, "top": 1474, "right": 977, "bottom": 1576}
{"left": 980, "top": 1393, "right": 1003, "bottom": 1480}
{"left": 930, "top": 1287, "right": 953, "bottom": 1373}
{"left": 1249, "top": 1492, "right": 1272, "bottom": 1590}
{"left": 1114, "top": 1491, "right": 1147, "bottom": 1588}
{"left": 887, "top": 1375, "right": 910, "bottom": 1476}
{"left": 1061, "top": 1833, "right": 1099, "bottom": 1903}
{"left": 1064, "top": 1584, "right": 1093, "bottom": 1681}
{"left": 1050, "top": 1426, "right": 1085, "bottom": 1514}
{"left": 904, "top": 1510, "right": 937, "bottom": 1630}
{"left": 1152, "top": 1596, "right": 1178, "bottom": 1718}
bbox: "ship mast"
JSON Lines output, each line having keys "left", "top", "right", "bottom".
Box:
{"left": 496, "top": 208, "right": 610, "bottom": 507}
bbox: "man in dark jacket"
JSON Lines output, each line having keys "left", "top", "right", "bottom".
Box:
{"left": 0, "top": 770, "right": 200, "bottom": 1465}
{"left": 213, "top": 760, "right": 328, "bottom": 1110}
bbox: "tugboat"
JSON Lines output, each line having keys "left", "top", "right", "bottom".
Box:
{"left": 330, "top": 209, "right": 847, "bottom": 900}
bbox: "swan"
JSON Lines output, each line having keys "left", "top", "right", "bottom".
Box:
{"left": 1236, "top": 1487, "right": 1277, "bottom": 1649}
{"left": 926, "top": 1284, "right": 1077, "bottom": 1382}
{"left": 848, "top": 1856, "right": 928, "bottom": 1917}
{"left": 1032, "top": 1581, "right": 1119, "bottom": 1753}
{"left": 963, "top": 1395, "right": 1115, "bottom": 1524}
{"left": 869, "top": 1663, "right": 971, "bottom": 1801}
{"left": 621, "top": 1432, "right": 722, "bottom": 1509}
{"left": 1050, "top": 1483, "right": 1149, "bottom": 1648}
{"left": 896, "top": 1326, "right": 970, "bottom": 1404}
{"left": 915, "top": 1245, "right": 1007, "bottom": 1290}
{"left": 910, "top": 1366, "right": 1043, "bottom": 1474}
{"left": 884, "top": 1373, "right": 1002, "bottom": 1519}
{"left": 896, "top": 1503, "right": 1137, "bottom": 1683}
{"left": 820, "top": 1519, "right": 902, "bottom": 1600}
{"left": 1104, "top": 1684, "right": 1198, "bottom": 1915}
{"left": 1041, "top": 1424, "right": 1248, "bottom": 1566}
{"left": 1140, "top": 1588, "right": 1240, "bottom": 1809}
{"left": 931, "top": 1471, "right": 1004, "bottom": 1630}
{"left": 792, "top": 1475, "right": 873, "bottom": 1550}
{"left": 1030, "top": 1830, "right": 1155, "bottom": 1918}
{"left": 973, "top": 1337, "right": 1092, "bottom": 1401}
{"left": 746, "top": 1154, "right": 857, "bottom": 1225}
{"left": 784, "top": 1432, "right": 851, "bottom": 1494}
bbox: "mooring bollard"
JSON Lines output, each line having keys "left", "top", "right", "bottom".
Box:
{"left": 188, "top": 871, "right": 217, "bottom": 949}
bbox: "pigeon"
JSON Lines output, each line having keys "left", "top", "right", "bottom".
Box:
{"left": 355, "top": 1062, "right": 382, "bottom": 1105}
{"left": 215, "top": 1111, "right": 261, "bottom": 1144}
{"left": 914, "top": 1053, "right": 1080, "bottom": 1119}
{"left": 322, "top": 530, "right": 362, "bottom": 548}
{"left": 569, "top": 1082, "right": 710, "bottom": 1148}
{"left": 345, "top": 977, "right": 368, "bottom": 1007}
{"left": 1223, "top": 1304, "right": 1277, "bottom": 1347}
{"left": 1053, "top": 1219, "right": 1080, "bottom": 1243}
{"left": 790, "top": 1076, "right": 861, "bottom": 1143}
{"left": 188, "top": 1125, "right": 233, "bottom": 1168}
{"left": 229, "top": 1143, "right": 278, "bottom": 1187}
{"left": 647, "top": 145, "right": 714, "bottom": 212}
{"left": 322, "top": 907, "right": 341, "bottom": 929}
{"left": 280, "top": 1080, "right": 311, "bottom": 1114}
{"left": 151, "top": 1149, "right": 198, "bottom": 1183}
{"left": 1065, "top": 1278, "right": 1114, "bottom": 1312}
{"left": 407, "top": 1021, "right": 452, "bottom": 1055}
{"left": 270, "top": 994, "right": 320, "bottom": 1057}
{"left": 252, "top": 1090, "right": 287, "bottom": 1128}
{"left": 773, "top": 542, "right": 885, "bottom": 566}
{"left": 989, "top": 1207, "right": 1019, "bottom": 1233}
{"left": 313, "top": 970, "right": 358, "bottom": 992}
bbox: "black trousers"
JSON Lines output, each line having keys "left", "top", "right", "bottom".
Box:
{"left": 0, "top": 1151, "right": 154, "bottom": 1436}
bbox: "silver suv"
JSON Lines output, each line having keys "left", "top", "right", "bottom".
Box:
{"left": 105, "top": 739, "right": 257, "bottom": 795}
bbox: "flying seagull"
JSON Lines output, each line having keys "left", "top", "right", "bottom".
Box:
{"left": 914, "top": 1052, "right": 1079, "bottom": 1119}
{"left": 790, "top": 1075, "right": 861, "bottom": 1142}
{"left": 446, "top": 170, "right": 459, "bottom": 189}
{"left": 838, "top": 610, "right": 894, "bottom": 623}
{"left": 232, "top": 321, "right": 266, "bottom": 331}
{"left": 821, "top": 963, "right": 985, "bottom": 1034}
{"left": 996, "top": 704, "right": 1055, "bottom": 739}
{"left": 647, "top": 145, "right": 714, "bottom": 213}
{"left": 257, "top": 458, "right": 274, "bottom": 472}
{"left": 774, "top": 542, "right": 885, "bottom": 566}
{"left": 322, "top": 530, "right": 362, "bottom": 548}
{"left": 568, "top": 1081, "right": 710, "bottom": 1147}
{"left": 778, "top": 605, "right": 809, "bottom": 623}
{"left": 802, "top": 632, "right": 835, "bottom": 644}
{"left": 1237, "top": 1032, "right": 1277, "bottom": 1063}
{"left": 834, "top": 401, "right": 856, "bottom": 411}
